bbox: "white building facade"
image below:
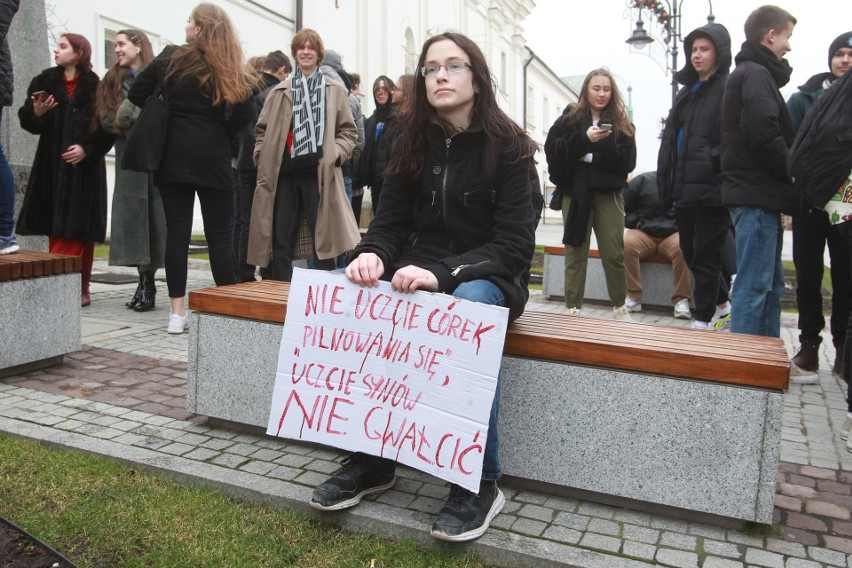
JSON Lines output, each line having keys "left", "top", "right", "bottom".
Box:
{"left": 44, "top": 0, "right": 574, "bottom": 232}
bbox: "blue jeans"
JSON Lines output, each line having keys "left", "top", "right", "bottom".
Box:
{"left": 347, "top": 277, "right": 506, "bottom": 483}
{"left": 450, "top": 279, "right": 506, "bottom": 482}
{"left": 0, "top": 114, "right": 15, "bottom": 238}
{"left": 730, "top": 206, "right": 784, "bottom": 337}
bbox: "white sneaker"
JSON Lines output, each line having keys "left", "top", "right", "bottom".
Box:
{"left": 613, "top": 305, "right": 633, "bottom": 321}
{"left": 840, "top": 416, "right": 851, "bottom": 441}
{"left": 168, "top": 312, "right": 188, "bottom": 334}
{"left": 711, "top": 301, "right": 731, "bottom": 331}
{"left": 673, "top": 299, "right": 691, "bottom": 319}
{"left": 692, "top": 320, "right": 712, "bottom": 330}
{"left": 788, "top": 360, "right": 819, "bottom": 385}
{"left": 567, "top": 307, "right": 581, "bottom": 316}
{"left": 625, "top": 297, "right": 642, "bottom": 313}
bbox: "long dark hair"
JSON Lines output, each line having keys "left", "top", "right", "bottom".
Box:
{"left": 94, "top": 30, "right": 154, "bottom": 132}
{"left": 388, "top": 32, "right": 536, "bottom": 183}
{"left": 563, "top": 68, "right": 634, "bottom": 138}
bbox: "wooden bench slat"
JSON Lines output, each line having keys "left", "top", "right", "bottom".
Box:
{"left": 188, "top": 281, "right": 789, "bottom": 390}
{"left": 0, "top": 251, "right": 83, "bottom": 281}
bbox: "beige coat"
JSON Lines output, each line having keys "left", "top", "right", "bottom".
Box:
{"left": 247, "top": 75, "right": 359, "bottom": 266}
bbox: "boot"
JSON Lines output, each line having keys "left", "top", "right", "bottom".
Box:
{"left": 791, "top": 338, "right": 819, "bottom": 372}
{"left": 126, "top": 274, "right": 144, "bottom": 309}
{"left": 133, "top": 272, "right": 156, "bottom": 312}
{"left": 81, "top": 273, "right": 91, "bottom": 307}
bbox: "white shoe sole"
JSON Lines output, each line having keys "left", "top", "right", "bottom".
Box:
{"left": 430, "top": 488, "right": 505, "bottom": 542}
{"left": 0, "top": 244, "right": 20, "bottom": 254}
{"left": 309, "top": 477, "right": 396, "bottom": 511}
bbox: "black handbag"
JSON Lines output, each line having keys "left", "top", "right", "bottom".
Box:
{"left": 121, "top": 73, "right": 169, "bottom": 173}
{"left": 548, "top": 186, "right": 563, "bottom": 210}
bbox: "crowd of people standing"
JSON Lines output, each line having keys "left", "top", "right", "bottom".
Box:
{"left": 2, "top": 0, "right": 851, "bottom": 541}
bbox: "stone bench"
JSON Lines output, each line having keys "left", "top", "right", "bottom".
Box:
{"left": 186, "top": 281, "right": 789, "bottom": 525}
{"left": 543, "top": 245, "right": 681, "bottom": 308}
{"left": 0, "top": 251, "right": 82, "bottom": 375}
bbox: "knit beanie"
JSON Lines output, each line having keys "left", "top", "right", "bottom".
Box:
{"left": 828, "top": 31, "right": 852, "bottom": 70}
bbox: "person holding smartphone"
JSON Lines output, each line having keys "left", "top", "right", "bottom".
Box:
{"left": 16, "top": 33, "right": 114, "bottom": 306}
{"left": 544, "top": 68, "right": 637, "bottom": 318}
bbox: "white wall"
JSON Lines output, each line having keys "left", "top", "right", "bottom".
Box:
{"left": 40, "top": 0, "right": 569, "bottom": 237}
{"left": 44, "top": 0, "right": 296, "bottom": 237}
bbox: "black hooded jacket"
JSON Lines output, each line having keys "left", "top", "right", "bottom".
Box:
{"left": 356, "top": 75, "right": 395, "bottom": 188}
{"left": 657, "top": 23, "right": 731, "bottom": 208}
{"left": 0, "top": 0, "right": 19, "bottom": 107}
{"left": 720, "top": 41, "right": 799, "bottom": 214}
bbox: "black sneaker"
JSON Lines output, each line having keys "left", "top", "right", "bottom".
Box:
{"left": 430, "top": 480, "right": 505, "bottom": 542}
{"left": 310, "top": 453, "right": 396, "bottom": 511}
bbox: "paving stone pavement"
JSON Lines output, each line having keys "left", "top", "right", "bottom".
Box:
{"left": 0, "top": 258, "right": 850, "bottom": 567}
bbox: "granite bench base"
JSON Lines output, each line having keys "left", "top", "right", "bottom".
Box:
{"left": 543, "top": 250, "right": 681, "bottom": 309}
{"left": 0, "top": 273, "right": 81, "bottom": 373}
{"left": 187, "top": 311, "right": 781, "bottom": 525}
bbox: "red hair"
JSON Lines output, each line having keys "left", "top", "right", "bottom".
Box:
{"left": 61, "top": 33, "right": 93, "bottom": 74}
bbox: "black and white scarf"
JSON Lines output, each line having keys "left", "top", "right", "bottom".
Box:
{"left": 290, "top": 67, "right": 326, "bottom": 158}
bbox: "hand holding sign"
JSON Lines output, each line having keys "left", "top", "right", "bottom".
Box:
{"left": 266, "top": 268, "right": 509, "bottom": 492}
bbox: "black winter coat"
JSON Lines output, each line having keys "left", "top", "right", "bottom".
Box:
{"left": 544, "top": 107, "right": 636, "bottom": 245}
{"left": 0, "top": 0, "right": 18, "bottom": 107}
{"left": 128, "top": 46, "right": 252, "bottom": 192}
{"left": 357, "top": 104, "right": 397, "bottom": 188}
{"left": 236, "top": 72, "right": 279, "bottom": 172}
{"left": 721, "top": 43, "right": 800, "bottom": 214}
{"left": 624, "top": 172, "right": 678, "bottom": 238}
{"left": 350, "top": 121, "right": 536, "bottom": 322}
{"left": 657, "top": 23, "right": 731, "bottom": 208}
{"left": 16, "top": 67, "right": 114, "bottom": 241}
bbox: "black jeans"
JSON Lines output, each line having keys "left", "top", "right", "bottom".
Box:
{"left": 158, "top": 183, "right": 237, "bottom": 297}
{"left": 835, "top": 221, "right": 852, "bottom": 412}
{"left": 235, "top": 169, "right": 263, "bottom": 282}
{"left": 271, "top": 173, "right": 334, "bottom": 281}
{"left": 793, "top": 208, "right": 852, "bottom": 348}
{"left": 676, "top": 206, "right": 733, "bottom": 323}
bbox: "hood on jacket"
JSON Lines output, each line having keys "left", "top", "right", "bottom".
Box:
{"left": 676, "top": 22, "right": 732, "bottom": 86}
{"left": 371, "top": 74, "right": 395, "bottom": 108}
{"left": 320, "top": 50, "right": 352, "bottom": 91}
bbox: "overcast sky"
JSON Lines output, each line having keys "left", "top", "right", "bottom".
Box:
{"left": 524, "top": 0, "right": 852, "bottom": 172}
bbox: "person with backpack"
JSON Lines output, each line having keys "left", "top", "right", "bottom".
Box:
{"left": 786, "top": 31, "right": 852, "bottom": 381}
{"left": 721, "top": 5, "right": 799, "bottom": 338}
{"left": 788, "top": 57, "right": 852, "bottom": 452}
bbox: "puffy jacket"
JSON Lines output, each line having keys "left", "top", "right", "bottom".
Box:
{"left": 350, "top": 121, "right": 536, "bottom": 322}
{"left": 720, "top": 42, "right": 800, "bottom": 214}
{"left": 624, "top": 172, "right": 678, "bottom": 238}
{"left": 0, "top": 0, "right": 19, "bottom": 107}
{"left": 657, "top": 23, "right": 731, "bottom": 208}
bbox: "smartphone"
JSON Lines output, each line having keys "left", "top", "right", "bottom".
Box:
{"left": 599, "top": 123, "right": 613, "bottom": 131}
{"left": 31, "top": 91, "right": 48, "bottom": 102}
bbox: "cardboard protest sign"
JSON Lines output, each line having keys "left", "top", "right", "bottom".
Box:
{"left": 825, "top": 169, "right": 852, "bottom": 225}
{"left": 266, "top": 268, "right": 509, "bottom": 491}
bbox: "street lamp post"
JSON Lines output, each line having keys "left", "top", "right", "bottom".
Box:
{"left": 625, "top": 0, "right": 715, "bottom": 105}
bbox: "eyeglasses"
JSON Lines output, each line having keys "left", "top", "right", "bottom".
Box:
{"left": 420, "top": 61, "right": 472, "bottom": 77}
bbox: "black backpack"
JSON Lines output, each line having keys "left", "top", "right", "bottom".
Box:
{"left": 789, "top": 70, "right": 852, "bottom": 208}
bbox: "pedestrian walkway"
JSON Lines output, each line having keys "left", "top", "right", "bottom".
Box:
{"left": 0, "top": 258, "right": 850, "bottom": 568}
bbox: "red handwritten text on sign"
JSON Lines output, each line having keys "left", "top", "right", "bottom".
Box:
{"left": 266, "top": 268, "right": 508, "bottom": 492}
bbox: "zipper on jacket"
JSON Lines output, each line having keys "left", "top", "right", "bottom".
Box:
{"left": 451, "top": 260, "right": 492, "bottom": 277}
